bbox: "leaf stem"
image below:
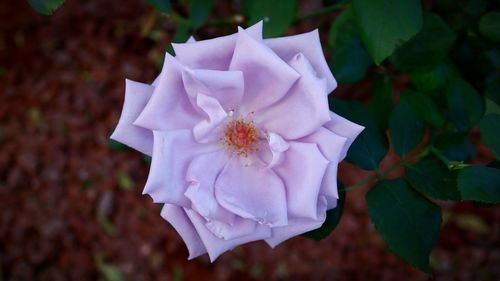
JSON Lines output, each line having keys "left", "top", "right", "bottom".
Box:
{"left": 294, "top": 1, "right": 348, "bottom": 22}
{"left": 342, "top": 147, "right": 429, "bottom": 192}
{"left": 429, "top": 145, "right": 450, "bottom": 166}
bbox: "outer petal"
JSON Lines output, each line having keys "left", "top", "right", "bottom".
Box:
{"left": 266, "top": 196, "right": 328, "bottom": 248}
{"left": 229, "top": 28, "right": 300, "bottom": 114}
{"left": 300, "top": 127, "right": 348, "bottom": 201}
{"left": 110, "top": 79, "right": 154, "bottom": 155}
{"left": 160, "top": 204, "right": 207, "bottom": 259}
{"left": 151, "top": 36, "right": 195, "bottom": 86}
{"left": 134, "top": 54, "right": 201, "bottom": 131}
{"left": 255, "top": 53, "right": 330, "bottom": 140}
{"left": 172, "top": 22, "right": 263, "bottom": 70}
{"left": 264, "top": 29, "right": 337, "bottom": 93}
{"left": 182, "top": 69, "right": 244, "bottom": 111}
{"left": 324, "top": 111, "right": 365, "bottom": 160}
{"left": 186, "top": 209, "right": 271, "bottom": 261}
{"left": 320, "top": 163, "right": 341, "bottom": 204}
{"left": 185, "top": 150, "right": 234, "bottom": 224}
{"left": 143, "top": 130, "right": 220, "bottom": 206}
{"left": 214, "top": 156, "right": 288, "bottom": 227}
{"left": 205, "top": 217, "right": 257, "bottom": 240}
{"left": 273, "top": 141, "right": 329, "bottom": 220}
{"left": 300, "top": 127, "right": 348, "bottom": 162}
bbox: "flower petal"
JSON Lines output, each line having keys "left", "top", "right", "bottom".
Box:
{"left": 160, "top": 204, "right": 207, "bottom": 260}
{"left": 172, "top": 21, "right": 263, "bottom": 70}
{"left": 143, "top": 130, "right": 220, "bottom": 206}
{"left": 321, "top": 164, "right": 340, "bottom": 204}
{"left": 134, "top": 54, "right": 201, "bottom": 131}
{"left": 185, "top": 150, "right": 234, "bottom": 224}
{"left": 205, "top": 217, "right": 257, "bottom": 240}
{"left": 215, "top": 156, "right": 288, "bottom": 227}
{"left": 267, "top": 132, "right": 290, "bottom": 168}
{"left": 192, "top": 93, "right": 228, "bottom": 142}
{"left": 300, "top": 123, "right": 349, "bottom": 200}
{"left": 186, "top": 209, "right": 271, "bottom": 261}
{"left": 110, "top": 79, "right": 154, "bottom": 155}
{"left": 300, "top": 127, "right": 347, "bottom": 162}
{"left": 256, "top": 132, "right": 290, "bottom": 168}
{"left": 151, "top": 36, "right": 195, "bottom": 86}
{"left": 274, "top": 141, "right": 329, "bottom": 220}
{"left": 229, "top": 28, "right": 300, "bottom": 114}
{"left": 324, "top": 111, "right": 365, "bottom": 160}
{"left": 299, "top": 127, "right": 348, "bottom": 201}
{"left": 182, "top": 69, "right": 244, "bottom": 111}
{"left": 255, "top": 53, "right": 330, "bottom": 140}
{"left": 266, "top": 196, "right": 328, "bottom": 248}
{"left": 264, "top": 29, "right": 337, "bottom": 93}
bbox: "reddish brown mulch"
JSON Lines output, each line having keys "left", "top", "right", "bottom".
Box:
{"left": 0, "top": 1, "right": 499, "bottom": 281}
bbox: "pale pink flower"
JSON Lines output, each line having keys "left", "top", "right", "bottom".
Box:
{"left": 111, "top": 22, "right": 364, "bottom": 261}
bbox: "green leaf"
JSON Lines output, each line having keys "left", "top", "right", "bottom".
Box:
{"left": 488, "top": 160, "right": 500, "bottom": 169}
{"left": 446, "top": 78, "right": 484, "bottom": 132}
{"left": 367, "top": 74, "right": 393, "bottom": 131}
{"left": 302, "top": 184, "right": 345, "bottom": 240}
{"left": 485, "top": 49, "right": 500, "bottom": 69}
{"left": 189, "top": 0, "right": 213, "bottom": 29}
{"left": 145, "top": 0, "right": 171, "bottom": 14}
{"left": 400, "top": 89, "right": 445, "bottom": 128}
{"left": 458, "top": 166, "right": 500, "bottom": 204}
{"left": 432, "top": 132, "right": 475, "bottom": 161}
{"left": 459, "top": 0, "right": 488, "bottom": 16}
{"left": 108, "top": 139, "right": 133, "bottom": 152}
{"left": 406, "top": 157, "right": 460, "bottom": 200}
{"left": 389, "top": 102, "right": 425, "bottom": 156}
{"left": 366, "top": 179, "right": 441, "bottom": 273}
{"left": 172, "top": 21, "right": 191, "bottom": 43}
{"left": 479, "top": 12, "right": 500, "bottom": 43}
{"left": 143, "top": 154, "right": 152, "bottom": 164}
{"left": 486, "top": 77, "right": 500, "bottom": 106}
{"left": 480, "top": 114, "right": 500, "bottom": 158}
{"left": 166, "top": 21, "right": 191, "bottom": 55}
{"left": 328, "top": 7, "right": 372, "bottom": 84}
{"left": 242, "top": 0, "right": 296, "bottom": 37}
{"left": 485, "top": 98, "right": 500, "bottom": 116}
{"left": 410, "top": 63, "right": 455, "bottom": 97}
{"left": 352, "top": 0, "right": 423, "bottom": 64}
{"left": 27, "top": 0, "right": 64, "bottom": 15}
{"left": 331, "top": 99, "right": 388, "bottom": 170}
{"left": 391, "top": 13, "right": 456, "bottom": 72}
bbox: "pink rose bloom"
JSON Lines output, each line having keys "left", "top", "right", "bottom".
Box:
{"left": 111, "top": 22, "right": 364, "bottom": 261}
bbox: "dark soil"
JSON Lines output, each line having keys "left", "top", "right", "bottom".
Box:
{"left": 0, "top": 1, "right": 499, "bottom": 280}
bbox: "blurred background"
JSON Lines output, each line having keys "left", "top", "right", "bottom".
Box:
{"left": 1, "top": 0, "right": 499, "bottom": 280}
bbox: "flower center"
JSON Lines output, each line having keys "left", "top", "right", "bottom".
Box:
{"left": 222, "top": 118, "right": 259, "bottom": 156}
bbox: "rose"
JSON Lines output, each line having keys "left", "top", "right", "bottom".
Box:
{"left": 111, "top": 21, "right": 364, "bottom": 261}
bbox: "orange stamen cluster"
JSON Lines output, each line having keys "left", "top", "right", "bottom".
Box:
{"left": 222, "top": 118, "right": 259, "bottom": 156}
